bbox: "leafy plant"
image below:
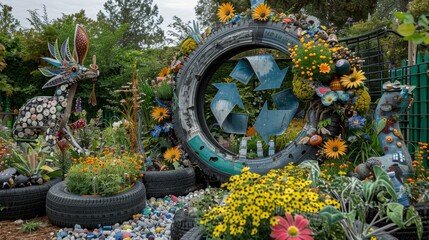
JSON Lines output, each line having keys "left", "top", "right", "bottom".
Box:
{"left": 5, "top": 138, "right": 61, "bottom": 183}
{"left": 395, "top": 12, "right": 429, "bottom": 44}
{"left": 20, "top": 219, "right": 42, "bottom": 233}
{"left": 66, "top": 147, "right": 143, "bottom": 196}
{"left": 317, "top": 165, "right": 422, "bottom": 240}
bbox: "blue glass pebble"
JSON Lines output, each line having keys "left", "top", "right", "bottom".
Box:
{"left": 153, "top": 210, "right": 160, "bottom": 216}
{"left": 164, "top": 213, "right": 172, "bottom": 219}
{"left": 168, "top": 207, "right": 176, "bottom": 213}
{"left": 86, "top": 234, "right": 95, "bottom": 239}
{"left": 56, "top": 89, "right": 62, "bottom": 95}
{"left": 103, "top": 226, "right": 112, "bottom": 230}
{"left": 143, "top": 207, "right": 151, "bottom": 215}
{"left": 115, "top": 232, "right": 123, "bottom": 240}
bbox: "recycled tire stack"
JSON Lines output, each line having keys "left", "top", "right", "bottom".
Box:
{"left": 0, "top": 177, "right": 61, "bottom": 220}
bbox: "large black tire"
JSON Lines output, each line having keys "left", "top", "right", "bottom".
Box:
{"left": 46, "top": 181, "right": 146, "bottom": 228}
{"left": 173, "top": 20, "right": 339, "bottom": 181}
{"left": 143, "top": 168, "right": 196, "bottom": 198}
{"left": 0, "top": 177, "right": 61, "bottom": 220}
{"left": 171, "top": 209, "right": 197, "bottom": 240}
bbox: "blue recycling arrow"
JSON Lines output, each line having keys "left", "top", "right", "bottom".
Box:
{"left": 229, "top": 55, "right": 288, "bottom": 91}
{"left": 254, "top": 90, "right": 299, "bottom": 143}
{"left": 250, "top": 0, "right": 265, "bottom": 9}
{"left": 210, "top": 83, "right": 248, "bottom": 134}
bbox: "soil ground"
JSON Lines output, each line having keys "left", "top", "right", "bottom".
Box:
{"left": 0, "top": 216, "right": 59, "bottom": 240}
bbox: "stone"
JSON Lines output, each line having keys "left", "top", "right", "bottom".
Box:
{"left": 122, "top": 224, "right": 133, "bottom": 230}
{"left": 14, "top": 219, "right": 24, "bottom": 225}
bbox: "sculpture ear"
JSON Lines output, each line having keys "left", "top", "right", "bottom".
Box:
{"left": 73, "top": 25, "right": 89, "bottom": 65}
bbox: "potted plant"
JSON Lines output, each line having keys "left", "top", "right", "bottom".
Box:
{"left": 0, "top": 125, "right": 61, "bottom": 220}
{"left": 45, "top": 147, "right": 146, "bottom": 228}
{"left": 151, "top": 67, "right": 174, "bottom": 107}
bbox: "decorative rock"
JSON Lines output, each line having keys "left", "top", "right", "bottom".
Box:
{"left": 14, "top": 219, "right": 24, "bottom": 225}
{"left": 122, "top": 224, "right": 133, "bottom": 230}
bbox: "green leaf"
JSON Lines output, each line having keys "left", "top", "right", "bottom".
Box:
{"left": 397, "top": 24, "right": 416, "bottom": 37}
{"left": 373, "top": 166, "right": 397, "bottom": 202}
{"left": 404, "top": 13, "right": 415, "bottom": 24}
{"left": 299, "top": 160, "right": 320, "bottom": 187}
{"left": 386, "top": 202, "right": 404, "bottom": 228}
{"left": 405, "top": 206, "right": 422, "bottom": 240}
{"left": 407, "top": 33, "right": 428, "bottom": 44}
{"left": 363, "top": 180, "right": 375, "bottom": 202}
{"left": 418, "top": 15, "right": 429, "bottom": 28}
{"left": 394, "top": 12, "right": 406, "bottom": 21}
{"left": 346, "top": 209, "right": 356, "bottom": 223}
{"left": 423, "top": 35, "right": 429, "bottom": 44}
{"left": 319, "top": 205, "right": 344, "bottom": 227}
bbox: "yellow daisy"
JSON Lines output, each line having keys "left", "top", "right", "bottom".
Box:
{"left": 158, "top": 67, "right": 171, "bottom": 77}
{"left": 151, "top": 106, "right": 169, "bottom": 122}
{"left": 323, "top": 138, "right": 347, "bottom": 159}
{"left": 319, "top": 63, "right": 331, "bottom": 74}
{"left": 164, "top": 146, "right": 181, "bottom": 163}
{"left": 217, "top": 2, "right": 235, "bottom": 22}
{"left": 252, "top": 3, "right": 271, "bottom": 21}
{"left": 340, "top": 67, "right": 367, "bottom": 89}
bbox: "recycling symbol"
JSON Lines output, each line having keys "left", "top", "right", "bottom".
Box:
{"left": 210, "top": 54, "right": 299, "bottom": 143}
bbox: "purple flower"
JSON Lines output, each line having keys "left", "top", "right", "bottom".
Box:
{"left": 75, "top": 97, "right": 82, "bottom": 113}
{"left": 151, "top": 125, "right": 162, "bottom": 138}
{"left": 348, "top": 116, "right": 366, "bottom": 129}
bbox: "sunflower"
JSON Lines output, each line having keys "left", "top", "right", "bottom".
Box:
{"left": 151, "top": 106, "right": 169, "bottom": 122}
{"left": 319, "top": 63, "right": 331, "bottom": 74}
{"left": 158, "top": 67, "right": 171, "bottom": 77}
{"left": 252, "top": 3, "right": 271, "bottom": 21}
{"left": 340, "top": 67, "right": 366, "bottom": 89}
{"left": 217, "top": 2, "right": 235, "bottom": 22}
{"left": 323, "top": 138, "right": 347, "bottom": 159}
{"left": 164, "top": 146, "right": 182, "bottom": 163}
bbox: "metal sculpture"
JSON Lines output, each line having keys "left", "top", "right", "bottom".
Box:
{"left": 12, "top": 25, "right": 99, "bottom": 151}
{"left": 211, "top": 54, "right": 297, "bottom": 141}
{"left": 356, "top": 80, "right": 415, "bottom": 179}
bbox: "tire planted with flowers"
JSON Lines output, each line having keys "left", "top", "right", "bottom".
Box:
{"left": 0, "top": 177, "right": 61, "bottom": 220}
{"left": 46, "top": 181, "right": 146, "bottom": 228}
{"left": 174, "top": 20, "right": 340, "bottom": 181}
{"left": 143, "top": 168, "right": 196, "bottom": 198}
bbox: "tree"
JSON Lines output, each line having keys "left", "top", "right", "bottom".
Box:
{"left": 0, "top": 4, "right": 20, "bottom": 34}
{"left": 166, "top": 16, "right": 191, "bottom": 45}
{"left": 100, "top": 0, "right": 165, "bottom": 49}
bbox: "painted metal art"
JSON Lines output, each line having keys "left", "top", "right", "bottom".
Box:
{"left": 211, "top": 54, "right": 297, "bottom": 141}
{"left": 356, "top": 80, "right": 415, "bottom": 179}
{"left": 12, "top": 25, "right": 99, "bottom": 151}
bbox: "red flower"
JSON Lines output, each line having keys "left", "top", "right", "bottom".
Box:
{"left": 270, "top": 214, "right": 313, "bottom": 240}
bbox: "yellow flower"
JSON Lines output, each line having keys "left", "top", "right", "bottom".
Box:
{"left": 340, "top": 67, "right": 367, "bottom": 89}
{"left": 319, "top": 63, "right": 331, "bottom": 73}
{"left": 151, "top": 106, "right": 169, "bottom": 122}
{"left": 158, "top": 67, "right": 170, "bottom": 77}
{"left": 252, "top": 3, "right": 271, "bottom": 21}
{"left": 163, "top": 146, "right": 182, "bottom": 163}
{"left": 217, "top": 2, "right": 235, "bottom": 22}
{"left": 323, "top": 138, "right": 347, "bottom": 159}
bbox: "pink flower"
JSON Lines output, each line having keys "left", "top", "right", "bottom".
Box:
{"left": 270, "top": 214, "right": 313, "bottom": 240}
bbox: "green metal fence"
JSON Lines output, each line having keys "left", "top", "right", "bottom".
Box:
{"left": 340, "top": 28, "right": 429, "bottom": 150}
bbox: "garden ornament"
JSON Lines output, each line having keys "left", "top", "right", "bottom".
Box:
{"left": 356, "top": 80, "right": 415, "bottom": 180}
{"left": 12, "top": 25, "right": 99, "bottom": 152}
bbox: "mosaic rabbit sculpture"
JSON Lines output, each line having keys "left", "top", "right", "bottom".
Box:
{"left": 355, "top": 80, "right": 415, "bottom": 180}
{"left": 12, "top": 25, "right": 99, "bottom": 152}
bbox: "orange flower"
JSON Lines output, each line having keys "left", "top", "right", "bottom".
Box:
{"left": 246, "top": 126, "right": 257, "bottom": 137}
{"left": 319, "top": 63, "right": 331, "bottom": 74}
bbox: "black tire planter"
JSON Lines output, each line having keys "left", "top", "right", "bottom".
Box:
{"left": 46, "top": 181, "right": 146, "bottom": 228}
{"left": 143, "top": 168, "right": 196, "bottom": 198}
{"left": 171, "top": 209, "right": 197, "bottom": 240}
{"left": 173, "top": 20, "right": 340, "bottom": 181}
{"left": 0, "top": 177, "right": 61, "bottom": 220}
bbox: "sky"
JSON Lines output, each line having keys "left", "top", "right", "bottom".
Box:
{"left": 2, "top": 0, "right": 198, "bottom": 32}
